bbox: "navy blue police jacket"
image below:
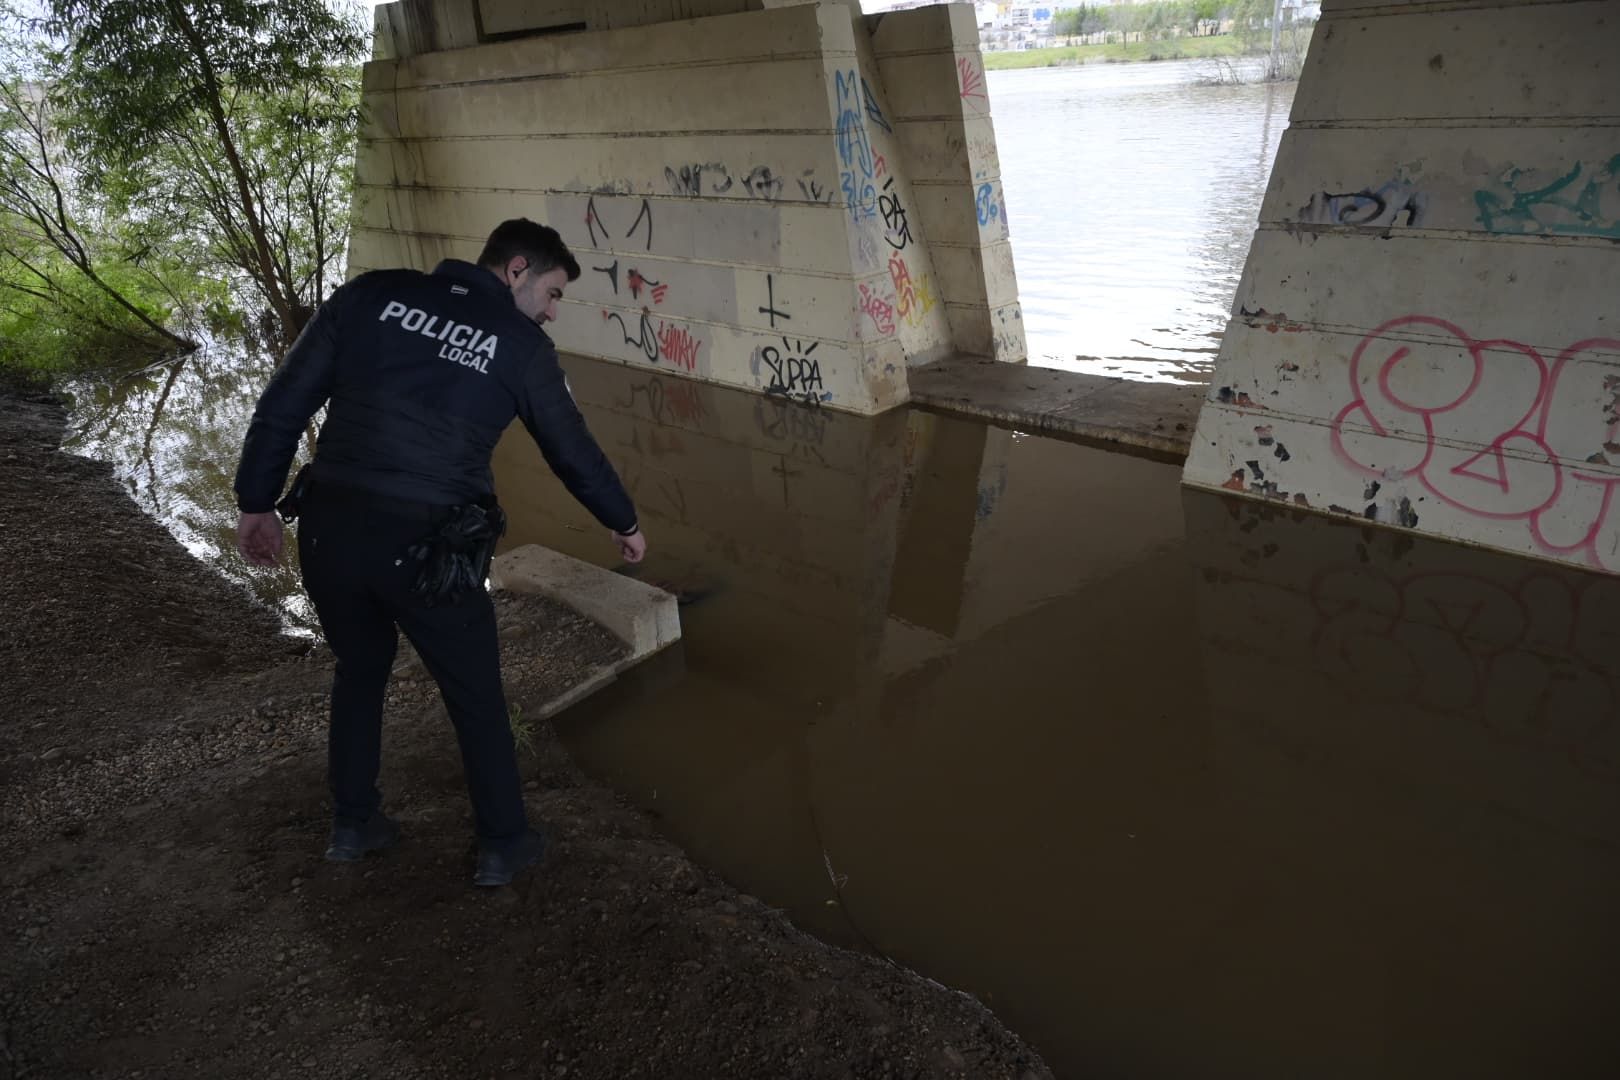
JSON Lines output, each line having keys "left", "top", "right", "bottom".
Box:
{"left": 233, "top": 259, "right": 637, "bottom": 534}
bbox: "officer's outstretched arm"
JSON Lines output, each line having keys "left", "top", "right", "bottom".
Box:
{"left": 516, "top": 341, "right": 640, "bottom": 539}
{"left": 233, "top": 293, "right": 345, "bottom": 514}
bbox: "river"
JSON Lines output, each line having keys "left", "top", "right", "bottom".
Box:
{"left": 59, "top": 62, "right": 1620, "bottom": 1079}
{"left": 994, "top": 60, "right": 1293, "bottom": 381}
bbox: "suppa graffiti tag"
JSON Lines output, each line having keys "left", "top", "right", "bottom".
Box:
{"left": 858, "top": 282, "right": 896, "bottom": 337}
{"left": 760, "top": 337, "right": 827, "bottom": 403}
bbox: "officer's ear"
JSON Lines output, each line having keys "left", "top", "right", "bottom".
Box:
{"left": 504, "top": 257, "right": 529, "bottom": 287}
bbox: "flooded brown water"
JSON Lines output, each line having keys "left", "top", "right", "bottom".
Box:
{"left": 497, "top": 359, "right": 1620, "bottom": 1080}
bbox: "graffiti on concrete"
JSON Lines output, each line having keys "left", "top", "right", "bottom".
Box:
{"left": 757, "top": 273, "right": 790, "bottom": 329}
{"left": 835, "top": 70, "right": 878, "bottom": 222}
{"left": 975, "top": 181, "right": 1004, "bottom": 228}
{"left": 1332, "top": 315, "right": 1620, "bottom": 568}
{"left": 594, "top": 260, "right": 668, "bottom": 305}
{"left": 1475, "top": 155, "right": 1620, "bottom": 239}
{"left": 654, "top": 320, "right": 702, "bottom": 372}
{"left": 860, "top": 76, "right": 893, "bottom": 134}
{"left": 627, "top": 268, "right": 666, "bottom": 304}
{"left": 585, "top": 195, "right": 653, "bottom": 251}
{"left": 1298, "top": 180, "right": 1426, "bottom": 227}
{"left": 797, "top": 170, "right": 832, "bottom": 204}
{"left": 858, "top": 282, "right": 897, "bottom": 337}
{"left": 663, "top": 162, "right": 793, "bottom": 201}
{"left": 879, "top": 177, "right": 912, "bottom": 250}
{"left": 888, "top": 252, "right": 937, "bottom": 330}
{"left": 741, "top": 164, "right": 784, "bottom": 200}
{"left": 957, "top": 57, "right": 986, "bottom": 103}
{"left": 602, "top": 308, "right": 659, "bottom": 364}
{"left": 758, "top": 337, "right": 828, "bottom": 404}
{"left": 664, "top": 162, "right": 732, "bottom": 198}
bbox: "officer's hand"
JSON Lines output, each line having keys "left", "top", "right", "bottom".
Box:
{"left": 237, "top": 511, "right": 285, "bottom": 567}
{"left": 613, "top": 529, "right": 647, "bottom": 565}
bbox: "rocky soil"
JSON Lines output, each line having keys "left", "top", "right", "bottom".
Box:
{"left": 0, "top": 389, "right": 1055, "bottom": 1080}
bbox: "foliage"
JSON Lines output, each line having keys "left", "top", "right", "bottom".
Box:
{"left": 0, "top": 20, "right": 198, "bottom": 384}
{"left": 45, "top": 0, "right": 368, "bottom": 345}
{"left": 982, "top": 35, "right": 1244, "bottom": 71}
{"left": 101, "top": 70, "right": 363, "bottom": 335}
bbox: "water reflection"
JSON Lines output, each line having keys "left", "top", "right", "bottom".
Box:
{"left": 991, "top": 61, "right": 1294, "bottom": 382}
{"left": 496, "top": 359, "right": 1620, "bottom": 1079}
{"left": 64, "top": 343, "right": 315, "bottom": 630}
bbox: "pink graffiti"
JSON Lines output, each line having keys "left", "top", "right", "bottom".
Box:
{"left": 874, "top": 154, "right": 888, "bottom": 178}
{"left": 957, "top": 57, "right": 986, "bottom": 102}
{"left": 1332, "top": 316, "right": 1620, "bottom": 569}
{"left": 655, "top": 320, "right": 702, "bottom": 371}
{"left": 858, "top": 282, "right": 896, "bottom": 337}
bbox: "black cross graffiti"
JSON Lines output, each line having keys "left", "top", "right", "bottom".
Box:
{"left": 758, "top": 273, "right": 790, "bottom": 328}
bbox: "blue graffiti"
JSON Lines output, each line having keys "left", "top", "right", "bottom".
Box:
{"left": 975, "top": 182, "right": 1001, "bottom": 227}
{"left": 835, "top": 70, "right": 877, "bottom": 222}
{"left": 861, "top": 76, "right": 892, "bottom": 134}
{"left": 1475, "top": 154, "right": 1620, "bottom": 239}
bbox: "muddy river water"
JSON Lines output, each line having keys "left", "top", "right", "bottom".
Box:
{"left": 67, "top": 348, "right": 1620, "bottom": 1077}
{"left": 57, "top": 61, "right": 1620, "bottom": 1078}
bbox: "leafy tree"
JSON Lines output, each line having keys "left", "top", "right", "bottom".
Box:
{"left": 103, "top": 71, "right": 362, "bottom": 339}
{"left": 45, "top": 0, "right": 368, "bottom": 345}
{"left": 1, "top": 24, "right": 195, "bottom": 378}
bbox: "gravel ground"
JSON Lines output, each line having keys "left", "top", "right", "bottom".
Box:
{"left": 0, "top": 389, "right": 1055, "bottom": 1080}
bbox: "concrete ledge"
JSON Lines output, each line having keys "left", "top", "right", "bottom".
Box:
{"left": 907, "top": 357, "right": 1203, "bottom": 463}
{"left": 490, "top": 545, "right": 682, "bottom": 717}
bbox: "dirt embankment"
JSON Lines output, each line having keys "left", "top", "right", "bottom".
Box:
{"left": 0, "top": 390, "right": 1054, "bottom": 1080}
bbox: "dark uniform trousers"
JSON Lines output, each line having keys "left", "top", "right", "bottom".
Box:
{"left": 296, "top": 490, "right": 526, "bottom": 849}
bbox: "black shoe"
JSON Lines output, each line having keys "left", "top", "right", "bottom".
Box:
{"left": 324, "top": 812, "right": 400, "bottom": 862}
{"left": 473, "top": 828, "right": 546, "bottom": 887}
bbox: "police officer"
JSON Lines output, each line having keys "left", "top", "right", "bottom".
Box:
{"left": 233, "top": 219, "right": 645, "bottom": 886}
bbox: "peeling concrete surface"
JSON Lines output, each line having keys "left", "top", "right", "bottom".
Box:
{"left": 907, "top": 356, "right": 1202, "bottom": 462}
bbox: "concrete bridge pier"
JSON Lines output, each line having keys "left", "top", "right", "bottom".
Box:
{"left": 1183, "top": 0, "right": 1620, "bottom": 575}
{"left": 351, "top": 0, "right": 1025, "bottom": 415}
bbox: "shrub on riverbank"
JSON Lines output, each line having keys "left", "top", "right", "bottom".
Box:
{"left": 983, "top": 34, "right": 1244, "bottom": 70}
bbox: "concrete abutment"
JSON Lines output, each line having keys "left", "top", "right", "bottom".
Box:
{"left": 351, "top": 0, "right": 1025, "bottom": 415}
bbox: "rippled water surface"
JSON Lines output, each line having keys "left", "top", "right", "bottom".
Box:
{"left": 991, "top": 61, "right": 1295, "bottom": 382}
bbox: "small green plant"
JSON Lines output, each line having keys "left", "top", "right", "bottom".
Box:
{"left": 508, "top": 702, "right": 536, "bottom": 757}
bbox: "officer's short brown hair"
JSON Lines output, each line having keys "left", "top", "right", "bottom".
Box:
{"left": 477, "top": 219, "right": 581, "bottom": 282}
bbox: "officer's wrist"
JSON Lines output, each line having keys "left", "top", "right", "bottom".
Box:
{"left": 616, "top": 522, "right": 639, "bottom": 537}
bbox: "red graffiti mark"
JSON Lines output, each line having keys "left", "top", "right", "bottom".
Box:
{"left": 664, "top": 381, "right": 706, "bottom": 425}
{"left": 888, "top": 253, "right": 916, "bottom": 326}
{"left": 655, "top": 320, "right": 702, "bottom": 371}
{"left": 858, "top": 282, "right": 896, "bottom": 337}
{"left": 957, "top": 57, "right": 986, "bottom": 102}
{"left": 1221, "top": 470, "right": 1247, "bottom": 491}
{"left": 887, "top": 253, "right": 936, "bottom": 328}
{"left": 1331, "top": 316, "right": 1620, "bottom": 569}
{"left": 628, "top": 268, "right": 668, "bottom": 304}
{"left": 874, "top": 154, "right": 888, "bottom": 178}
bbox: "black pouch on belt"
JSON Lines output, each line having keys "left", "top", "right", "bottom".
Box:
{"left": 275, "top": 463, "right": 313, "bottom": 523}
{"left": 403, "top": 497, "right": 507, "bottom": 606}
